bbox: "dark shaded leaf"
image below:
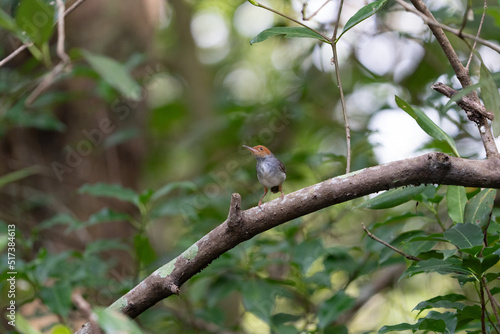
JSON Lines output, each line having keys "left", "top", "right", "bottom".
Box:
{"left": 318, "top": 291, "right": 356, "bottom": 329}
{"left": 413, "top": 294, "right": 467, "bottom": 313}
{"left": 443, "top": 223, "right": 484, "bottom": 252}
{"left": 359, "top": 184, "right": 427, "bottom": 209}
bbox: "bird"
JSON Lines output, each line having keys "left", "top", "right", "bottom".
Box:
{"left": 243, "top": 145, "right": 286, "bottom": 207}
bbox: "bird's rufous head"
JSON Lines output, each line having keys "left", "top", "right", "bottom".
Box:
{"left": 243, "top": 145, "right": 272, "bottom": 158}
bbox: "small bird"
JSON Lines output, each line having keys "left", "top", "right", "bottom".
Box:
{"left": 243, "top": 145, "right": 286, "bottom": 207}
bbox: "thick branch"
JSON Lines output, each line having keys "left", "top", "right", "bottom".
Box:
{"left": 76, "top": 153, "right": 500, "bottom": 334}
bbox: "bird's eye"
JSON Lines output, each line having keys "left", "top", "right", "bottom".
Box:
{"left": 259, "top": 147, "right": 263, "bottom": 150}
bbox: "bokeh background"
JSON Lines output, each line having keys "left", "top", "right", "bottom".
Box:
{"left": 1, "top": 0, "right": 499, "bottom": 332}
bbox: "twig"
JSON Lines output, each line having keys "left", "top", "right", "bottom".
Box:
{"left": 394, "top": 0, "right": 500, "bottom": 54}
{"left": 432, "top": 82, "right": 494, "bottom": 121}
{"left": 481, "top": 279, "right": 487, "bottom": 333}
{"left": 64, "top": 0, "right": 88, "bottom": 17}
{"left": 25, "top": 0, "right": 71, "bottom": 106}
{"left": 25, "top": 62, "right": 66, "bottom": 106}
{"left": 72, "top": 292, "right": 102, "bottom": 334}
{"left": 0, "top": 43, "right": 31, "bottom": 67}
{"left": 56, "top": 0, "right": 70, "bottom": 63}
{"left": 483, "top": 277, "right": 500, "bottom": 330}
{"left": 0, "top": 0, "right": 88, "bottom": 67}
{"left": 301, "top": 0, "right": 332, "bottom": 21}
{"left": 465, "top": 0, "right": 487, "bottom": 69}
{"left": 361, "top": 223, "right": 422, "bottom": 261}
{"left": 330, "top": 0, "right": 350, "bottom": 173}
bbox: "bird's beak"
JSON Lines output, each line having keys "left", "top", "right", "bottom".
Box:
{"left": 242, "top": 145, "right": 257, "bottom": 154}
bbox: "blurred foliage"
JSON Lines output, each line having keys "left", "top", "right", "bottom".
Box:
{"left": 0, "top": 0, "right": 500, "bottom": 333}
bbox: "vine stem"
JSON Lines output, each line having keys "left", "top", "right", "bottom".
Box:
{"left": 249, "top": 0, "right": 351, "bottom": 172}
{"left": 330, "top": 0, "right": 351, "bottom": 173}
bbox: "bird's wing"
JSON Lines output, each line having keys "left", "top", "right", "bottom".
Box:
{"left": 279, "top": 160, "right": 286, "bottom": 174}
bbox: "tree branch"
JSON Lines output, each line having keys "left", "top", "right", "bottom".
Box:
{"left": 76, "top": 152, "right": 500, "bottom": 333}
{"left": 405, "top": 0, "right": 499, "bottom": 159}
{"left": 432, "top": 82, "right": 494, "bottom": 121}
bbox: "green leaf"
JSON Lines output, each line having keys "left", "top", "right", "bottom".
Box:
{"left": 81, "top": 50, "right": 142, "bottom": 101}
{"left": 292, "top": 239, "right": 324, "bottom": 273}
{"left": 0, "top": 166, "right": 41, "bottom": 188}
{"left": 359, "top": 184, "right": 427, "bottom": 209}
{"left": 250, "top": 27, "right": 329, "bottom": 45}
{"left": 134, "top": 234, "right": 157, "bottom": 267}
{"left": 84, "top": 239, "right": 128, "bottom": 256}
{"left": 318, "top": 291, "right": 356, "bottom": 329}
{"left": 418, "top": 311, "right": 457, "bottom": 333}
{"left": 78, "top": 183, "right": 138, "bottom": 205}
{"left": 401, "top": 258, "right": 472, "bottom": 279}
{"left": 443, "top": 223, "right": 484, "bottom": 251}
{"left": 464, "top": 188, "right": 496, "bottom": 228}
{"left": 336, "top": 0, "right": 388, "bottom": 42}
{"left": 0, "top": 8, "right": 20, "bottom": 33}
{"left": 446, "top": 186, "right": 467, "bottom": 224}
{"left": 15, "top": 0, "right": 55, "bottom": 44}
{"left": 13, "top": 314, "right": 42, "bottom": 334}
{"left": 241, "top": 279, "right": 277, "bottom": 324}
{"left": 95, "top": 307, "right": 142, "bottom": 334}
{"left": 87, "top": 208, "right": 131, "bottom": 224}
{"left": 38, "top": 213, "right": 84, "bottom": 232}
{"left": 481, "top": 254, "right": 500, "bottom": 274}
{"left": 378, "top": 322, "right": 417, "bottom": 333}
{"left": 151, "top": 181, "right": 197, "bottom": 201}
{"left": 50, "top": 325, "right": 72, "bottom": 334}
{"left": 39, "top": 280, "right": 72, "bottom": 318}
{"left": 104, "top": 128, "right": 140, "bottom": 148}
{"left": 413, "top": 294, "right": 467, "bottom": 313}
{"left": 395, "top": 95, "right": 460, "bottom": 157}
{"left": 467, "top": 254, "right": 500, "bottom": 276}
{"left": 480, "top": 63, "right": 500, "bottom": 135}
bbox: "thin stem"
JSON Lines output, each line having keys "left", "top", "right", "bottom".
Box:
{"left": 361, "top": 223, "right": 422, "bottom": 261}
{"left": 302, "top": 0, "right": 332, "bottom": 21}
{"left": 481, "top": 279, "right": 487, "bottom": 334}
{"left": 466, "top": 0, "right": 487, "bottom": 69}
{"left": 458, "top": 0, "right": 472, "bottom": 36}
{"left": 483, "top": 277, "right": 500, "bottom": 330}
{"left": 56, "top": 0, "right": 70, "bottom": 63}
{"left": 330, "top": 0, "right": 350, "bottom": 173}
{"left": 394, "top": 0, "right": 500, "bottom": 54}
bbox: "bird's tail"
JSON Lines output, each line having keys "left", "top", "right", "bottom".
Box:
{"left": 270, "top": 186, "right": 280, "bottom": 193}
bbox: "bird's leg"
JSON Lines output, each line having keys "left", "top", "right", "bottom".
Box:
{"left": 279, "top": 184, "right": 284, "bottom": 200}
{"left": 258, "top": 187, "right": 268, "bottom": 208}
